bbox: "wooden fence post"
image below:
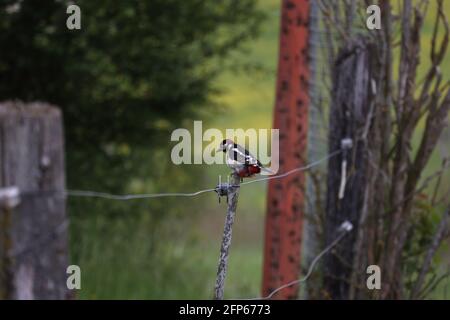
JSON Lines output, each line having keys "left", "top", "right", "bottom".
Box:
{"left": 214, "top": 173, "right": 240, "bottom": 300}
{"left": 0, "top": 101, "right": 70, "bottom": 300}
{"left": 0, "top": 186, "right": 20, "bottom": 299}
{"left": 323, "top": 38, "right": 375, "bottom": 299}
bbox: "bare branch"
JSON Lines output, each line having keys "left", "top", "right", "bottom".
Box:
{"left": 410, "top": 206, "right": 450, "bottom": 299}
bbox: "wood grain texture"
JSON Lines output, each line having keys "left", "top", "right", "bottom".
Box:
{"left": 0, "top": 101, "right": 70, "bottom": 300}
{"left": 323, "top": 39, "right": 374, "bottom": 299}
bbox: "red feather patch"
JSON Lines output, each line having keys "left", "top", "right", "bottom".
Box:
{"left": 238, "top": 165, "right": 261, "bottom": 177}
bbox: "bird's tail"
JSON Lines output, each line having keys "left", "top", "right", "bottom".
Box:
{"left": 260, "top": 166, "right": 275, "bottom": 175}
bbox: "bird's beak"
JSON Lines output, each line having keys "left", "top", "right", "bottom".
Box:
{"left": 216, "top": 147, "right": 222, "bottom": 153}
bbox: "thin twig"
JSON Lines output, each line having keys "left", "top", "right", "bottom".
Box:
{"left": 410, "top": 206, "right": 450, "bottom": 299}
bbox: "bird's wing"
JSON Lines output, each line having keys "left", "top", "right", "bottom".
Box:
{"left": 228, "top": 144, "right": 260, "bottom": 166}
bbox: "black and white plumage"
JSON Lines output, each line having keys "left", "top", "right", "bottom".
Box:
{"left": 217, "top": 139, "right": 264, "bottom": 178}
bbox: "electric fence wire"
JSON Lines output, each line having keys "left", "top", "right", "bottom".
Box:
{"left": 66, "top": 150, "right": 341, "bottom": 200}
{"left": 244, "top": 222, "right": 352, "bottom": 300}
{"left": 8, "top": 150, "right": 342, "bottom": 261}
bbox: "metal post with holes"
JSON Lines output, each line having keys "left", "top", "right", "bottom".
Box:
{"left": 263, "top": 0, "right": 310, "bottom": 299}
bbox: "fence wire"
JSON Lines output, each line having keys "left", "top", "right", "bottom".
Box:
{"left": 65, "top": 151, "right": 340, "bottom": 201}
{"left": 7, "top": 150, "right": 341, "bottom": 264}
{"left": 245, "top": 221, "right": 352, "bottom": 300}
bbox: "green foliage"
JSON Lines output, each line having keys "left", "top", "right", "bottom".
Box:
{"left": 403, "top": 198, "right": 448, "bottom": 296}
{"left": 0, "top": 0, "right": 263, "bottom": 147}
{"left": 0, "top": 0, "right": 264, "bottom": 225}
{"left": 0, "top": 0, "right": 265, "bottom": 299}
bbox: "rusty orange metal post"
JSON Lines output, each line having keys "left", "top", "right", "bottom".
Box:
{"left": 262, "top": 0, "right": 310, "bottom": 299}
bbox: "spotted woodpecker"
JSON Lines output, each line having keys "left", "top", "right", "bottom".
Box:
{"left": 217, "top": 139, "right": 270, "bottom": 179}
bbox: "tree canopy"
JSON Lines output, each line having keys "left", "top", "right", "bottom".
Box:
{"left": 0, "top": 0, "right": 263, "bottom": 147}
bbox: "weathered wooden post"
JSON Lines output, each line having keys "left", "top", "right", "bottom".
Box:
{"left": 323, "top": 38, "right": 375, "bottom": 299}
{"left": 0, "top": 101, "right": 70, "bottom": 300}
{"left": 0, "top": 187, "right": 19, "bottom": 299}
{"left": 214, "top": 173, "right": 240, "bottom": 300}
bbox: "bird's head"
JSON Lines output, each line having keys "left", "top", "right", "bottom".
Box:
{"left": 216, "top": 139, "right": 234, "bottom": 153}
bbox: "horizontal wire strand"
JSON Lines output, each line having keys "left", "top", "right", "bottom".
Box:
{"left": 10, "top": 151, "right": 341, "bottom": 259}
{"left": 64, "top": 150, "right": 340, "bottom": 200}
{"left": 66, "top": 188, "right": 216, "bottom": 200}
{"left": 240, "top": 150, "right": 340, "bottom": 187}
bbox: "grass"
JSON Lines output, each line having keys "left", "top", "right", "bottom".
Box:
{"left": 71, "top": 0, "right": 449, "bottom": 300}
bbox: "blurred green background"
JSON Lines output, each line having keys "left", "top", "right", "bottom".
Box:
{"left": 1, "top": 0, "right": 449, "bottom": 299}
